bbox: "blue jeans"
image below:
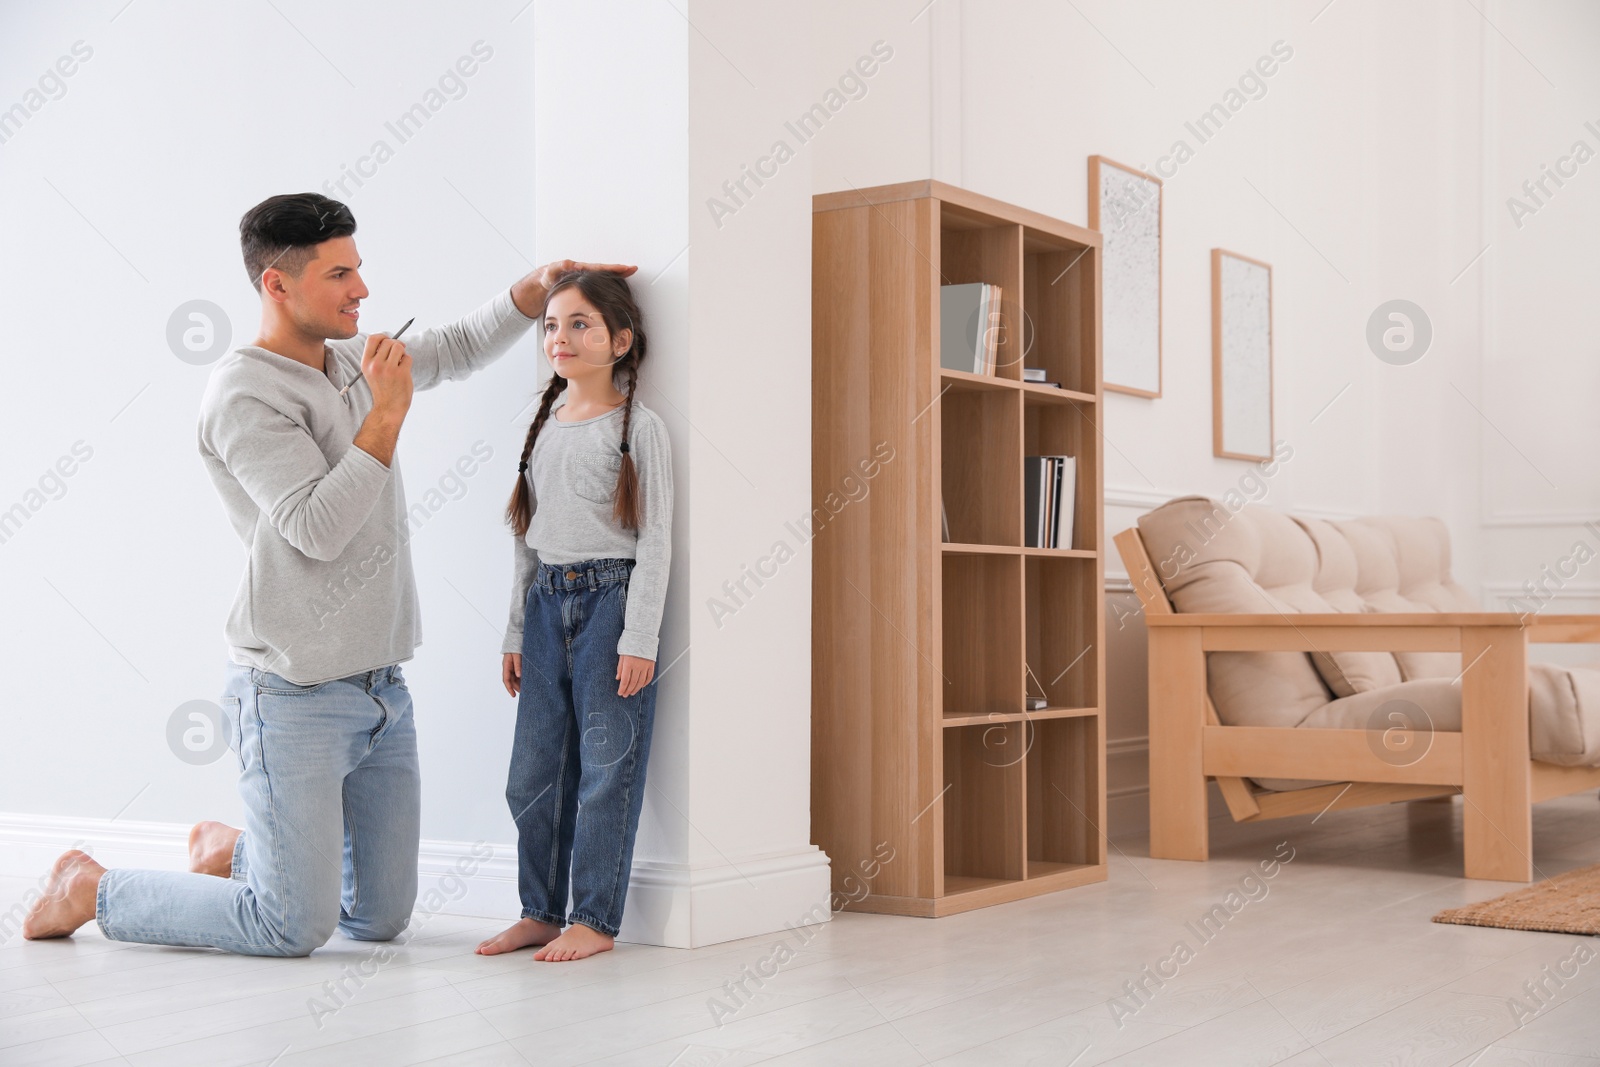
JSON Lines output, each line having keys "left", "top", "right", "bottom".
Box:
{"left": 510, "top": 556, "right": 658, "bottom": 938}
{"left": 95, "top": 662, "right": 420, "bottom": 956}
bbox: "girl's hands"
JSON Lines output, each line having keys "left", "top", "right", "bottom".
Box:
{"left": 618, "top": 654, "right": 655, "bottom": 697}
{"left": 502, "top": 652, "right": 522, "bottom": 698}
{"left": 505, "top": 652, "right": 654, "bottom": 698}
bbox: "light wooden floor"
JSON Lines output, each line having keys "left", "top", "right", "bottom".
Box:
{"left": 4, "top": 794, "right": 1600, "bottom": 1066}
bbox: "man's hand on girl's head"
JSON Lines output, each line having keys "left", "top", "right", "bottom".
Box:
{"left": 512, "top": 259, "right": 639, "bottom": 318}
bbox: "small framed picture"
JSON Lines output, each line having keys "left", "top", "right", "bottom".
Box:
{"left": 1089, "top": 155, "right": 1163, "bottom": 398}
{"left": 1211, "top": 248, "right": 1274, "bottom": 462}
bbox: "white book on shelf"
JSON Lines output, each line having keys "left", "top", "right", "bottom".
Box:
{"left": 1054, "top": 455, "right": 1076, "bottom": 549}
{"left": 974, "top": 284, "right": 992, "bottom": 373}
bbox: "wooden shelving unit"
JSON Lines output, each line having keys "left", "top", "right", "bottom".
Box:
{"left": 811, "top": 180, "right": 1107, "bottom": 917}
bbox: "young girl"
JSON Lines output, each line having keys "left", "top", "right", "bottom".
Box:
{"left": 478, "top": 270, "right": 672, "bottom": 962}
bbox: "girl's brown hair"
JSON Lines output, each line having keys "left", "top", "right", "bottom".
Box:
{"left": 505, "top": 269, "right": 649, "bottom": 538}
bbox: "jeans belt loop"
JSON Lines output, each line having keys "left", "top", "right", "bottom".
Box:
{"left": 587, "top": 567, "right": 598, "bottom": 592}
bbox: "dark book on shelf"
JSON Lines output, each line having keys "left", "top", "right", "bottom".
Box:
{"left": 1024, "top": 454, "right": 1077, "bottom": 548}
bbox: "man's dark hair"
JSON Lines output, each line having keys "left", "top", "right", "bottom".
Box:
{"left": 239, "top": 192, "right": 357, "bottom": 293}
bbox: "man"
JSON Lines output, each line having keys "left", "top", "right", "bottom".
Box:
{"left": 22, "top": 192, "right": 634, "bottom": 955}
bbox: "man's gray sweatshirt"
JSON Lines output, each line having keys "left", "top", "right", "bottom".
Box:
{"left": 197, "top": 287, "right": 538, "bottom": 685}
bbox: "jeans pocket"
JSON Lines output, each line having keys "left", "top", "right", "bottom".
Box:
{"left": 251, "top": 668, "right": 329, "bottom": 696}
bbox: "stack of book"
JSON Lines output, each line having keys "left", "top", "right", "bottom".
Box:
{"left": 1023, "top": 367, "right": 1062, "bottom": 388}
{"left": 939, "top": 282, "right": 1003, "bottom": 375}
{"left": 1024, "top": 454, "right": 1076, "bottom": 549}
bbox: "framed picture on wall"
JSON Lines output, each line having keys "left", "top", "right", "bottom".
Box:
{"left": 1088, "top": 155, "right": 1162, "bottom": 397}
{"left": 1211, "top": 248, "right": 1274, "bottom": 462}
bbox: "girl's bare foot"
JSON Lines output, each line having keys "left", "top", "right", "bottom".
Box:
{"left": 476, "top": 917, "right": 562, "bottom": 955}
{"left": 187, "top": 821, "right": 241, "bottom": 878}
{"left": 534, "top": 922, "right": 613, "bottom": 962}
{"left": 22, "top": 850, "right": 105, "bottom": 939}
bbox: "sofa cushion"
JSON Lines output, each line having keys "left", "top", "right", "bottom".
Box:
{"left": 1249, "top": 678, "right": 1462, "bottom": 791}
{"left": 1292, "top": 517, "right": 1405, "bottom": 696}
{"left": 1331, "top": 516, "right": 1480, "bottom": 681}
{"left": 1136, "top": 497, "right": 1404, "bottom": 719}
{"left": 1301, "top": 665, "right": 1600, "bottom": 768}
{"left": 1136, "top": 497, "right": 1332, "bottom": 729}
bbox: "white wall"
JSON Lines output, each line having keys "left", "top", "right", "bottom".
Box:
{"left": 2, "top": 0, "right": 544, "bottom": 833}
{"left": 1477, "top": 1, "right": 1600, "bottom": 670}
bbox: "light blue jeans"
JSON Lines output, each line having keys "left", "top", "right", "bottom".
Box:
{"left": 95, "top": 662, "right": 421, "bottom": 956}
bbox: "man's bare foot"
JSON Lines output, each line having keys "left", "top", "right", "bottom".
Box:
{"left": 534, "top": 922, "right": 614, "bottom": 962}
{"left": 22, "top": 850, "right": 105, "bottom": 940}
{"left": 476, "top": 917, "right": 563, "bottom": 955}
{"left": 187, "top": 821, "right": 241, "bottom": 878}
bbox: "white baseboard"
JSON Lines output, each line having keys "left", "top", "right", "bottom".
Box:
{"left": 0, "top": 812, "right": 831, "bottom": 950}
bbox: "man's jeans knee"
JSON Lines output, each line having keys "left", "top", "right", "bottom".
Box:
{"left": 95, "top": 662, "right": 421, "bottom": 955}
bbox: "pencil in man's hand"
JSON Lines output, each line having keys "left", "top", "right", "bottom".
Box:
{"left": 338, "top": 317, "right": 414, "bottom": 399}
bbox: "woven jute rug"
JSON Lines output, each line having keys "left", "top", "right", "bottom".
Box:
{"left": 1433, "top": 864, "right": 1600, "bottom": 935}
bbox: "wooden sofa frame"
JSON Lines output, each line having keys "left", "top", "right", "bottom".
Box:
{"left": 1115, "top": 526, "right": 1600, "bottom": 882}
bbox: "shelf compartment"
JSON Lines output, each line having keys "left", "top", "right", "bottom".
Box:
{"left": 943, "top": 722, "right": 1027, "bottom": 886}
{"left": 1023, "top": 395, "right": 1099, "bottom": 554}
{"left": 1022, "top": 227, "right": 1098, "bottom": 395}
{"left": 1026, "top": 715, "right": 1105, "bottom": 870}
{"left": 940, "top": 212, "right": 1024, "bottom": 381}
{"left": 941, "top": 552, "right": 1023, "bottom": 722}
{"left": 940, "top": 386, "right": 1021, "bottom": 547}
{"left": 1026, "top": 555, "right": 1098, "bottom": 711}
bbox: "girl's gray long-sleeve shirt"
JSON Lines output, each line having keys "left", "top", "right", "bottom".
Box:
{"left": 197, "top": 287, "right": 539, "bottom": 685}
{"left": 500, "top": 396, "right": 673, "bottom": 662}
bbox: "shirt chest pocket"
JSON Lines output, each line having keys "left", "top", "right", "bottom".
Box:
{"left": 571, "top": 450, "right": 622, "bottom": 505}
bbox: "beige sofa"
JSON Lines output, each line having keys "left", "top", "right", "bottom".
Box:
{"left": 1115, "top": 496, "right": 1600, "bottom": 881}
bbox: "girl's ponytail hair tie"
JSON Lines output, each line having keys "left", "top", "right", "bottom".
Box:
{"left": 517, "top": 461, "right": 528, "bottom": 473}
{"left": 619, "top": 441, "right": 630, "bottom": 454}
